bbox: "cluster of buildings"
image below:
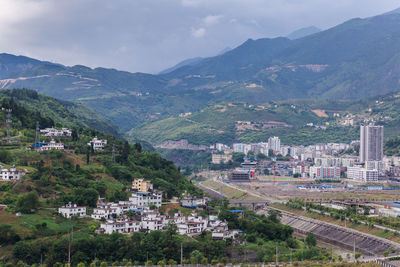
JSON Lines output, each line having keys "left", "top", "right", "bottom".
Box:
{"left": 40, "top": 127, "right": 72, "bottom": 137}
{"left": 58, "top": 179, "right": 239, "bottom": 239}
{"left": 0, "top": 165, "right": 25, "bottom": 181}
{"left": 212, "top": 123, "right": 397, "bottom": 183}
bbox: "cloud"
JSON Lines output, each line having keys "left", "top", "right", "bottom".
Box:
{"left": 191, "top": 27, "right": 206, "bottom": 38}
{"left": 0, "top": 0, "right": 399, "bottom": 73}
{"left": 203, "top": 15, "right": 223, "bottom": 26}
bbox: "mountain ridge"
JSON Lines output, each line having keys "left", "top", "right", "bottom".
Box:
{"left": 2, "top": 9, "right": 400, "bottom": 133}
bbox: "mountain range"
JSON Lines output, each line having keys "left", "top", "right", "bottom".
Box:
{"left": 1, "top": 8, "right": 400, "bottom": 141}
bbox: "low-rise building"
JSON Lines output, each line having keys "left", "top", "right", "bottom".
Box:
{"left": 0, "top": 165, "right": 25, "bottom": 181}
{"left": 88, "top": 137, "right": 108, "bottom": 151}
{"left": 35, "top": 139, "right": 64, "bottom": 152}
{"left": 180, "top": 193, "right": 207, "bottom": 208}
{"left": 212, "top": 229, "right": 240, "bottom": 240}
{"left": 309, "top": 166, "right": 341, "bottom": 180}
{"left": 230, "top": 169, "right": 253, "bottom": 181}
{"left": 347, "top": 166, "right": 378, "bottom": 182}
{"left": 129, "top": 191, "right": 162, "bottom": 208}
{"left": 58, "top": 203, "right": 86, "bottom": 218}
{"left": 211, "top": 153, "right": 232, "bottom": 164}
{"left": 132, "top": 178, "right": 153, "bottom": 192}
{"left": 40, "top": 127, "right": 72, "bottom": 137}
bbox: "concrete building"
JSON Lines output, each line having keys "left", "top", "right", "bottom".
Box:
{"left": 309, "top": 166, "right": 341, "bottom": 180}
{"left": 88, "top": 136, "right": 108, "bottom": 151}
{"left": 36, "top": 139, "right": 64, "bottom": 152}
{"left": 230, "top": 169, "right": 254, "bottom": 181}
{"left": 40, "top": 127, "right": 72, "bottom": 137}
{"left": 360, "top": 124, "right": 384, "bottom": 163}
{"left": 232, "top": 143, "right": 251, "bottom": 154}
{"left": 132, "top": 178, "right": 153, "bottom": 192}
{"left": 58, "top": 203, "right": 86, "bottom": 218}
{"left": 268, "top": 136, "right": 281, "bottom": 152}
{"left": 211, "top": 153, "right": 232, "bottom": 164}
{"left": 0, "top": 165, "right": 25, "bottom": 181}
{"left": 129, "top": 191, "right": 162, "bottom": 208}
{"left": 180, "top": 193, "right": 207, "bottom": 208}
{"left": 347, "top": 166, "right": 378, "bottom": 182}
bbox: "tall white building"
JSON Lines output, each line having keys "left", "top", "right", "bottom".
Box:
{"left": 268, "top": 136, "right": 281, "bottom": 152}
{"left": 360, "top": 124, "right": 383, "bottom": 163}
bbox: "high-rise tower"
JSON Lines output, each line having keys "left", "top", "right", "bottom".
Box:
{"left": 360, "top": 124, "right": 383, "bottom": 163}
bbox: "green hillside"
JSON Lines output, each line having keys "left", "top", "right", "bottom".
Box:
{"left": 0, "top": 89, "right": 121, "bottom": 137}
{"left": 0, "top": 97, "right": 203, "bottom": 264}
{"left": 130, "top": 90, "right": 400, "bottom": 146}
{"left": 129, "top": 102, "right": 325, "bottom": 145}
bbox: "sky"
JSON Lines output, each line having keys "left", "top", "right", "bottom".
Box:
{"left": 0, "top": 0, "right": 399, "bottom": 74}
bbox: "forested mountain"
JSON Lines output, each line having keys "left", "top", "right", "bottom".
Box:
{"left": 1, "top": 9, "right": 400, "bottom": 133}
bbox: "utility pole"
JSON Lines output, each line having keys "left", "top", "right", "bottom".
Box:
{"left": 6, "top": 109, "right": 12, "bottom": 143}
{"left": 68, "top": 224, "right": 73, "bottom": 264}
{"left": 180, "top": 243, "right": 183, "bottom": 266}
{"left": 35, "top": 121, "right": 40, "bottom": 145}
{"left": 353, "top": 237, "right": 356, "bottom": 261}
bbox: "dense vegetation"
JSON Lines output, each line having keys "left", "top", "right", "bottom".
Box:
{"left": 0, "top": 89, "right": 120, "bottom": 137}
{"left": 7, "top": 205, "right": 334, "bottom": 266}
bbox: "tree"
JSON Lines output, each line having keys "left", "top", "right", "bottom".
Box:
{"left": 0, "top": 224, "right": 20, "bottom": 245}
{"left": 363, "top": 206, "right": 370, "bottom": 215}
{"left": 121, "top": 141, "right": 131, "bottom": 163}
{"left": 157, "top": 260, "right": 166, "bottom": 267}
{"left": 191, "top": 250, "right": 203, "bottom": 264}
{"left": 86, "top": 148, "right": 90, "bottom": 165}
{"left": 168, "top": 259, "right": 177, "bottom": 266}
{"left": 305, "top": 234, "right": 316, "bottom": 248}
{"left": 267, "top": 210, "right": 281, "bottom": 223}
{"left": 100, "top": 262, "right": 108, "bottom": 267}
{"left": 16, "top": 191, "right": 39, "bottom": 213}
{"left": 355, "top": 252, "right": 361, "bottom": 260}
{"left": 134, "top": 142, "right": 142, "bottom": 153}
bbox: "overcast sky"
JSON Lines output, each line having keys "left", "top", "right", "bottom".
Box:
{"left": 0, "top": 0, "right": 399, "bottom": 73}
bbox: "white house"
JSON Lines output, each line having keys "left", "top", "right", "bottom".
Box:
{"left": 180, "top": 193, "right": 207, "bottom": 208}
{"left": 129, "top": 191, "right": 162, "bottom": 208}
{"left": 36, "top": 139, "right": 64, "bottom": 152}
{"left": 40, "top": 127, "right": 72, "bottom": 137}
{"left": 58, "top": 203, "right": 86, "bottom": 218}
{"left": 0, "top": 165, "right": 25, "bottom": 181}
{"left": 88, "top": 137, "right": 108, "bottom": 151}
{"left": 212, "top": 229, "right": 240, "bottom": 240}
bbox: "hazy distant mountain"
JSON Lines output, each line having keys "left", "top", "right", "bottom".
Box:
{"left": 287, "top": 26, "right": 321, "bottom": 39}
{"left": 0, "top": 53, "right": 52, "bottom": 79}
{"left": 158, "top": 57, "right": 204, "bottom": 75}
{"left": 217, "top": 46, "right": 232, "bottom": 55}
{"left": 158, "top": 47, "right": 232, "bottom": 75}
